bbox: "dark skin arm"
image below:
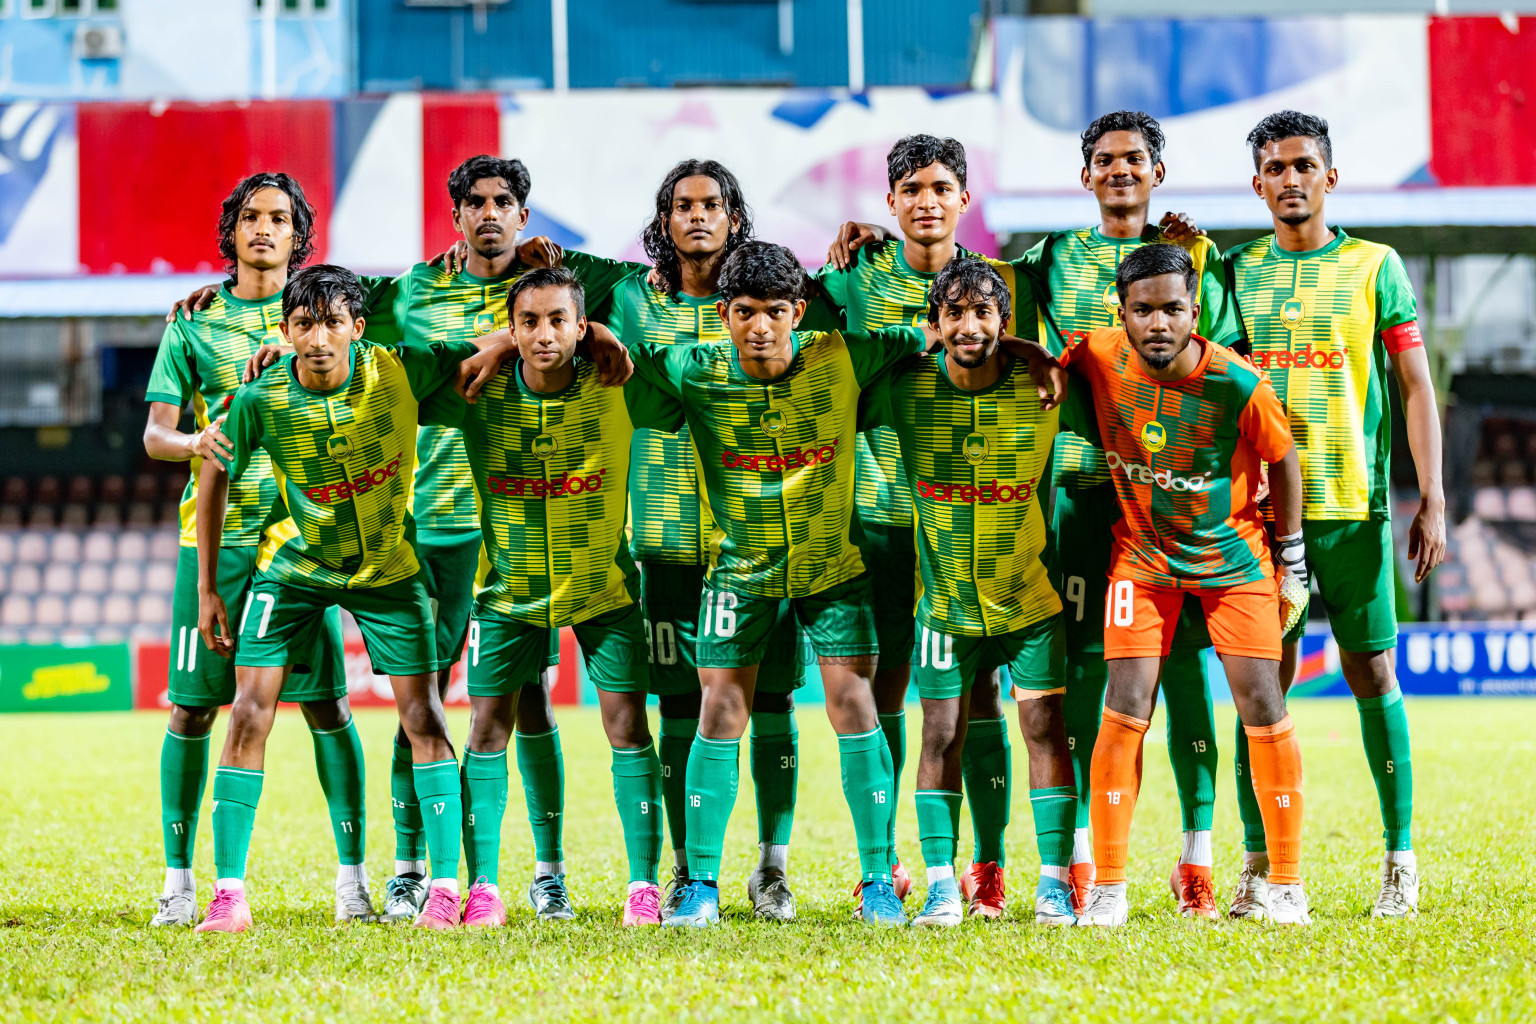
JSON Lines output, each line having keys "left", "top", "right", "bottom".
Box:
{"left": 1266, "top": 444, "right": 1304, "bottom": 543}
{"left": 1390, "top": 345, "right": 1446, "bottom": 582}
{"left": 457, "top": 321, "right": 634, "bottom": 402}
{"left": 143, "top": 401, "right": 232, "bottom": 466}
{"left": 195, "top": 457, "right": 234, "bottom": 656}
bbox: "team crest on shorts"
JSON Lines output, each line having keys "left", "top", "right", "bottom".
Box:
{"left": 531, "top": 433, "right": 558, "bottom": 460}
{"left": 1140, "top": 420, "right": 1167, "bottom": 454}
{"left": 1102, "top": 284, "right": 1120, "bottom": 315}
{"left": 962, "top": 432, "right": 988, "bottom": 465}
{"left": 1280, "top": 297, "right": 1306, "bottom": 331}
{"left": 473, "top": 310, "right": 497, "bottom": 335}
{"left": 760, "top": 409, "right": 786, "bottom": 437}
{"left": 326, "top": 433, "right": 354, "bottom": 463}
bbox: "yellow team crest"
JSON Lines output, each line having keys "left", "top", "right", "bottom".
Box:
{"left": 760, "top": 409, "right": 786, "bottom": 437}
{"left": 472, "top": 310, "right": 498, "bottom": 336}
{"left": 531, "top": 433, "right": 558, "bottom": 460}
{"left": 962, "top": 432, "right": 988, "bottom": 466}
{"left": 326, "top": 433, "right": 354, "bottom": 463}
{"left": 1140, "top": 420, "right": 1167, "bottom": 454}
{"left": 1102, "top": 284, "right": 1120, "bottom": 315}
{"left": 1280, "top": 297, "right": 1306, "bottom": 331}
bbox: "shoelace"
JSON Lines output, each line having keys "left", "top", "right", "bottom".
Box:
{"left": 531, "top": 876, "right": 568, "bottom": 907}
{"left": 464, "top": 887, "right": 499, "bottom": 919}
{"left": 627, "top": 887, "right": 660, "bottom": 917}
{"left": 205, "top": 889, "right": 243, "bottom": 920}
{"left": 971, "top": 865, "right": 1005, "bottom": 906}
{"left": 422, "top": 887, "right": 459, "bottom": 920}
{"left": 1184, "top": 873, "right": 1216, "bottom": 908}
{"left": 338, "top": 884, "right": 373, "bottom": 918}
{"left": 1083, "top": 888, "right": 1121, "bottom": 917}
{"left": 157, "top": 892, "right": 192, "bottom": 912}
{"left": 387, "top": 877, "right": 424, "bottom": 904}
{"left": 1375, "top": 868, "right": 1413, "bottom": 913}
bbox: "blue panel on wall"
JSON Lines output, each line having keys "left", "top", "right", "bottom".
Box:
{"left": 358, "top": 0, "right": 553, "bottom": 91}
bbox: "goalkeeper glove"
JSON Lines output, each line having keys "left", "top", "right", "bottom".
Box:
{"left": 1275, "top": 530, "right": 1310, "bottom": 633}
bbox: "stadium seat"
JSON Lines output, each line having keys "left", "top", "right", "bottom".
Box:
{"left": 110, "top": 562, "right": 143, "bottom": 593}
{"left": 0, "top": 532, "right": 13, "bottom": 563}
{"left": 34, "top": 594, "right": 66, "bottom": 627}
{"left": 10, "top": 563, "right": 40, "bottom": 595}
{"left": 132, "top": 474, "right": 160, "bottom": 503}
{"left": 93, "top": 505, "right": 123, "bottom": 530}
{"left": 159, "top": 501, "right": 181, "bottom": 528}
{"left": 77, "top": 563, "right": 109, "bottom": 595}
{"left": 1508, "top": 487, "right": 1536, "bottom": 521}
{"left": 82, "top": 531, "right": 115, "bottom": 562}
{"left": 67, "top": 476, "right": 93, "bottom": 504}
{"left": 16, "top": 532, "right": 46, "bottom": 564}
{"left": 0, "top": 564, "right": 7, "bottom": 592}
{"left": 0, "top": 506, "right": 20, "bottom": 528}
{"left": 35, "top": 477, "right": 60, "bottom": 505}
{"left": 60, "top": 504, "right": 90, "bottom": 528}
{"left": 126, "top": 502, "right": 156, "bottom": 528}
{"left": 49, "top": 532, "right": 81, "bottom": 563}
{"left": 99, "top": 475, "right": 126, "bottom": 505}
{"left": 145, "top": 561, "right": 177, "bottom": 593}
{"left": 0, "top": 594, "right": 31, "bottom": 627}
{"left": 137, "top": 593, "right": 171, "bottom": 626}
{"left": 1473, "top": 487, "right": 1508, "bottom": 520}
{"left": 67, "top": 594, "right": 101, "bottom": 627}
{"left": 28, "top": 505, "right": 57, "bottom": 529}
{"left": 1, "top": 477, "right": 26, "bottom": 504}
{"left": 116, "top": 532, "right": 148, "bottom": 563}
{"left": 149, "top": 531, "right": 181, "bottom": 562}
{"left": 43, "top": 564, "right": 75, "bottom": 595}
{"left": 102, "top": 593, "right": 134, "bottom": 626}
{"left": 1474, "top": 583, "right": 1508, "bottom": 614}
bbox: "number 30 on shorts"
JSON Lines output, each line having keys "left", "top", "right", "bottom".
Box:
{"left": 700, "top": 591, "right": 738, "bottom": 638}
{"left": 1105, "top": 580, "right": 1135, "bottom": 628}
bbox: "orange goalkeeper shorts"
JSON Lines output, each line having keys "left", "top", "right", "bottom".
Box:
{"left": 1102, "top": 576, "right": 1281, "bottom": 661}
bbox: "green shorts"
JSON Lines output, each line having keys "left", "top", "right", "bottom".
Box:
{"left": 857, "top": 520, "right": 918, "bottom": 667}
{"left": 1052, "top": 483, "right": 1211, "bottom": 655}
{"left": 168, "top": 545, "right": 346, "bottom": 707}
{"left": 236, "top": 573, "right": 437, "bottom": 676}
{"left": 639, "top": 561, "right": 806, "bottom": 696}
{"left": 466, "top": 603, "right": 649, "bottom": 697}
{"left": 1282, "top": 517, "right": 1398, "bottom": 652}
{"left": 696, "top": 573, "right": 878, "bottom": 669}
{"left": 415, "top": 527, "right": 482, "bottom": 672}
{"left": 912, "top": 614, "right": 1064, "bottom": 700}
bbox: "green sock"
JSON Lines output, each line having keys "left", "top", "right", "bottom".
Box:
{"left": 658, "top": 716, "right": 697, "bottom": 861}
{"left": 750, "top": 710, "right": 798, "bottom": 846}
{"left": 411, "top": 758, "right": 463, "bottom": 882}
{"left": 914, "top": 790, "right": 962, "bottom": 872}
{"left": 838, "top": 727, "right": 896, "bottom": 883}
{"left": 612, "top": 745, "right": 664, "bottom": 884}
{"left": 309, "top": 721, "right": 366, "bottom": 866}
{"left": 684, "top": 735, "right": 740, "bottom": 882}
{"left": 1062, "top": 655, "right": 1108, "bottom": 830}
{"left": 1161, "top": 647, "right": 1218, "bottom": 832}
{"left": 210, "top": 766, "right": 263, "bottom": 881}
{"left": 515, "top": 728, "right": 565, "bottom": 864}
{"left": 461, "top": 749, "right": 508, "bottom": 885}
{"left": 1233, "top": 718, "right": 1268, "bottom": 853}
{"left": 1029, "top": 785, "right": 1076, "bottom": 870}
{"left": 961, "top": 716, "right": 1011, "bottom": 867}
{"left": 390, "top": 740, "right": 425, "bottom": 864}
{"left": 877, "top": 710, "right": 907, "bottom": 862}
{"left": 160, "top": 730, "right": 210, "bottom": 870}
{"left": 1357, "top": 686, "right": 1414, "bottom": 851}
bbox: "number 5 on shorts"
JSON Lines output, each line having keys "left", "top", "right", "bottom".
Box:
{"left": 1105, "top": 580, "right": 1134, "bottom": 628}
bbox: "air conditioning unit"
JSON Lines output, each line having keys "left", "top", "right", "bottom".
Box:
{"left": 75, "top": 24, "right": 125, "bottom": 60}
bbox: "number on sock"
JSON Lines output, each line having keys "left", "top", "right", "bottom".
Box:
{"left": 1275, "top": 794, "right": 1290, "bottom": 808}
{"left": 1107, "top": 792, "right": 1121, "bottom": 805}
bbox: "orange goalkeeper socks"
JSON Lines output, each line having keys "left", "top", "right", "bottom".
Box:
{"left": 1089, "top": 708, "right": 1150, "bottom": 886}
{"left": 1244, "top": 716, "right": 1304, "bottom": 886}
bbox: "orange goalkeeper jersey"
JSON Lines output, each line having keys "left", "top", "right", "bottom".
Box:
{"left": 1058, "top": 327, "right": 1294, "bottom": 590}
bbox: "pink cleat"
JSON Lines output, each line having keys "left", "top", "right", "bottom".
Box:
{"left": 622, "top": 884, "right": 662, "bottom": 926}
{"left": 891, "top": 860, "right": 914, "bottom": 902}
{"left": 194, "top": 887, "right": 253, "bottom": 934}
{"left": 461, "top": 881, "right": 506, "bottom": 928}
{"left": 413, "top": 885, "right": 462, "bottom": 930}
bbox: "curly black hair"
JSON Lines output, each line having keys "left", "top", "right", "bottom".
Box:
{"left": 717, "top": 240, "right": 805, "bottom": 305}
{"left": 1246, "top": 110, "right": 1332, "bottom": 170}
{"left": 448, "top": 154, "right": 532, "bottom": 206}
{"left": 928, "top": 257, "right": 1011, "bottom": 328}
{"left": 1080, "top": 110, "right": 1166, "bottom": 167}
{"left": 641, "top": 159, "right": 753, "bottom": 300}
{"left": 282, "top": 264, "right": 366, "bottom": 322}
{"left": 887, "top": 134, "right": 967, "bottom": 190}
{"left": 217, "top": 172, "right": 316, "bottom": 276}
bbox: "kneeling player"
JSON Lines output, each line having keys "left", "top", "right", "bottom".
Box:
{"left": 194, "top": 266, "right": 493, "bottom": 932}
{"left": 420, "top": 267, "right": 676, "bottom": 926}
{"left": 1058, "top": 245, "right": 1312, "bottom": 926}
{"left": 864, "top": 259, "right": 1077, "bottom": 926}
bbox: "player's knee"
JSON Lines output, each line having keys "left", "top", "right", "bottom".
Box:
{"left": 966, "top": 671, "right": 1004, "bottom": 718}
{"left": 168, "top": 703, "right": 218, "bottom": 737}
{"left": 298, "top": 698, "right": 351, "bottom": 732}
{"left": 515, "top": 681, "right": 557, "bottom": 733}
{"left": 467, "top": 716, "right": 511, "bottom": 753}
{"left": 659, "top": 691, "right": 702, "bottom": 720}
{"left": 919, "top": 722, "right": 963, "bottom": 763}
{"left": 1016, "top": 695, "right": 1065, "bottom": 745}
{"left": 1339, "top": 647, "right": 1397, "bottom": 697}
{"left": 750, "top": 688, "right": 793, "bottom": 715}
{"left": 602, "top": 698, "right": 652, "bottom": 748}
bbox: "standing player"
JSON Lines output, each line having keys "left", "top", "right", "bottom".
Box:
{"left": 192, "top": 266, "right": 494, "bottom": 932}
{"left": 142, "top": 173, "right": 368, "bottom": 927}
{"left": 419, "top": 268, "right": 679, "bottom": 927}
{"left": 816, "top": 136, "right": 1018, "bottom": 915}
{"left": 1017, "top": 111, "right": 1239, "bottom": 916}
{"left": 1058, "top": 244, "right": 1311, "bottom": 927}
{"left": 1225, "top": 111, "right": 1444, "bottom": 919}
{"left": 862, "top": 259, "right": 1077, "bottom": 926}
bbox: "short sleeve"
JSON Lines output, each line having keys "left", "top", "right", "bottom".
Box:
{"left": 623, "top": 375, "right": 686, "bottom": 433}
{"left": 815, "top": 261, "right": 851, "bottom": 316}
{"left": 358, "top": 274, "right": 405, "bottom": 348}
{"left": 845, "top": 327, "right": 927, "bottom": 388}
{"left": 219, "top": 385, "right": 264, "bottom": 482}
{"left": 1193, "top": 240, "right": 1242, "bottom": 348}
{"left": 1238, "top": 377, "right": 1295, "bottom": 464}
{"left": 146, "top": 323, "right": 195, "bottom": 407}
{"left": 1375, "top": 249, "right": 1418, "bottom": 331}
{"left": 1011, "top": 238, "right": 1053, "bottom": 349}
{"left": 564, "top": 250, "right": 647, "bottom": 325}
{"left": 627, "top": 341, "right": 689, "bottom": 400}
{"left": 394, "top": 338, "right": 479, "bottom": 400}
{"left": 798, "top": 278, "right": 847, "bottom": 333}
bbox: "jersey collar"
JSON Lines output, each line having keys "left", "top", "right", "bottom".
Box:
{"left": 729, "top": 332, "right": 802, "bottom": 384}
{"left": 936, "top": 349, "right": 1016, "bottom": 397}
{"left": 218, "top": 284, "right": 280, "bottom": 310}
{"left": 512, "top": 356, "right": 583, "bottom": 401}
{"left": 287, "top": 342, "right": 357, "bottom": 397}
{"left": 1266, "top": 227, "right": 1348, "bottom": 260}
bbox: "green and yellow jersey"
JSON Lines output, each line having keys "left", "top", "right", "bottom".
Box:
{"left": 421, "top": 357, "right": 683, "bottom": 627}
{"left": 146, "top": 287, "right": 289, "bottom": 549}
{"left": 626, "top": 326, "right": 927, "bottom": 599}
{"left": 816, "top": 239, "right": 1020, "bottom": 528}
{"left": 1224, "top": 229, "right": 1420, "bottom": 521}
{"left": 218, "top": 338, "right": 475, "bottom": 590}
{"left": 865, "top": 351, "right": 1061, "bottom": 634}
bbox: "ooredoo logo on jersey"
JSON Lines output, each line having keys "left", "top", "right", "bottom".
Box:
{"left": 721, "top": 439, "right": 839, "bottom": 473}
{"left": 1105, "top": 450, "right": 1213, "bottom": 492}
{"left": 1250, "top": 344, "right": 1346, "bottom": 371}
{"left": 304, "top": 452, "right": 404, "bottom": 503}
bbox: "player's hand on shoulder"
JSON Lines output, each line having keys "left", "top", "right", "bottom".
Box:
{"left": 585, "top": 321, "right": 634, "bottom": 387}
{"left": 428, "top": 239, "right": 471, "bottom": 274}
{"left": 166, "top": 283, "right": 220, "bottom": 323}
{"left": 189, "top": 414, "right": 233, "bottom": 465}
{"left": 825, "top": 221, "right": 886, "bottom": 270}
{"left": 517, "top": 236, "right": 564, "bottom": 269}
{"left": 242, "top": 344, "right": 289, "bottom": 383}
{"left": 1159, "top": 212, "right": 1203, "bottom": 242}
{"left": 1024, "top": 343, "right": 1067, "bottom": 411}
{"left": 1407, "top": 494, "right": 1446, "bottom": 583}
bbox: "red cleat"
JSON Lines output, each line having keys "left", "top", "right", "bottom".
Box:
{"left": 1068, "top": 862, "right": 1095, "bottom": 915}
{"left": 891, "top": 860, "right": 913, "bottom": 902}
{"left": 960, "top": 862, "right": 1006, "bottom": 920}
{"left": 1170, "top": 862, "right": 1218, "bottom": 920}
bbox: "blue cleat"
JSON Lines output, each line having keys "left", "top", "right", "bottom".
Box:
{"left": 661, "top": 880, "right": 720, "bottom": 928}
{"left": 1034, "top": 876, "right": 1076, "bottom": 926}
{"left": 857, "top": 879, "right": 908, "bottom": 927}
{"left": 912, "top": 876, "right": 963, "bottom": 927}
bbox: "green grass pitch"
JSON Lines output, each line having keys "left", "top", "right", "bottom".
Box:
{"left": 2, "top": 698, "right": 1533, "bottom": 1022}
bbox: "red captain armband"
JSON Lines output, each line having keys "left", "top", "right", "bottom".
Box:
{"left": 1382, "top": 320, "right": 1424, "bottom": 355}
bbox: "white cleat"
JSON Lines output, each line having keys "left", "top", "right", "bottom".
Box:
{"left": 151, "top": 888, "right": 197, "bottom": 927}
{"left": 378, "top": 874, "right": 427, "bottom": 924}
{"left": 1372, "top": 860, "right": 1419, "bottom": 919}
{"left": 335, "top": 880, "right": 377, "bottom": 923}
{"left": 1228, "top": 863, "right": 1270, "bottom": 920}
{"left": 1267, "top": 882, "right": 1311, "bottom": 925}
{"left": 1075, "top": 883, "right": 1129, "bottom": 927}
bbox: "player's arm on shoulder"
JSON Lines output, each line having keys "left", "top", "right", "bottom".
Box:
{"left": 798, "top": 277, "right": 848, "bottom": 333}
{"left": 623, "top": 373, "right": 685, "bottom": 434}
{"left": 164, "top": 280, "right": 225, "bottom": 322}
{"left": 1195, "top": 243, "right": 1244, "bottom": 348}
{"left": 997, "top": 336, "right": 1067, "bottom": 411}
{"left": 1158, "top": 211, "right": 1204, "bottom": 242}
{"left": 624, "top": 337, "right": 688, "bottom": 400}
{"left": 825, "top": 221, "right": 890, "bottom": 270}
{"left": 576, "top": 320, "right": 634, "bottom": 388}
{"left": 846, "top": 326, "right": 931, "bottom": 388}
{"left": 562, "top": 250, "right": 648, "bottom": 323}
